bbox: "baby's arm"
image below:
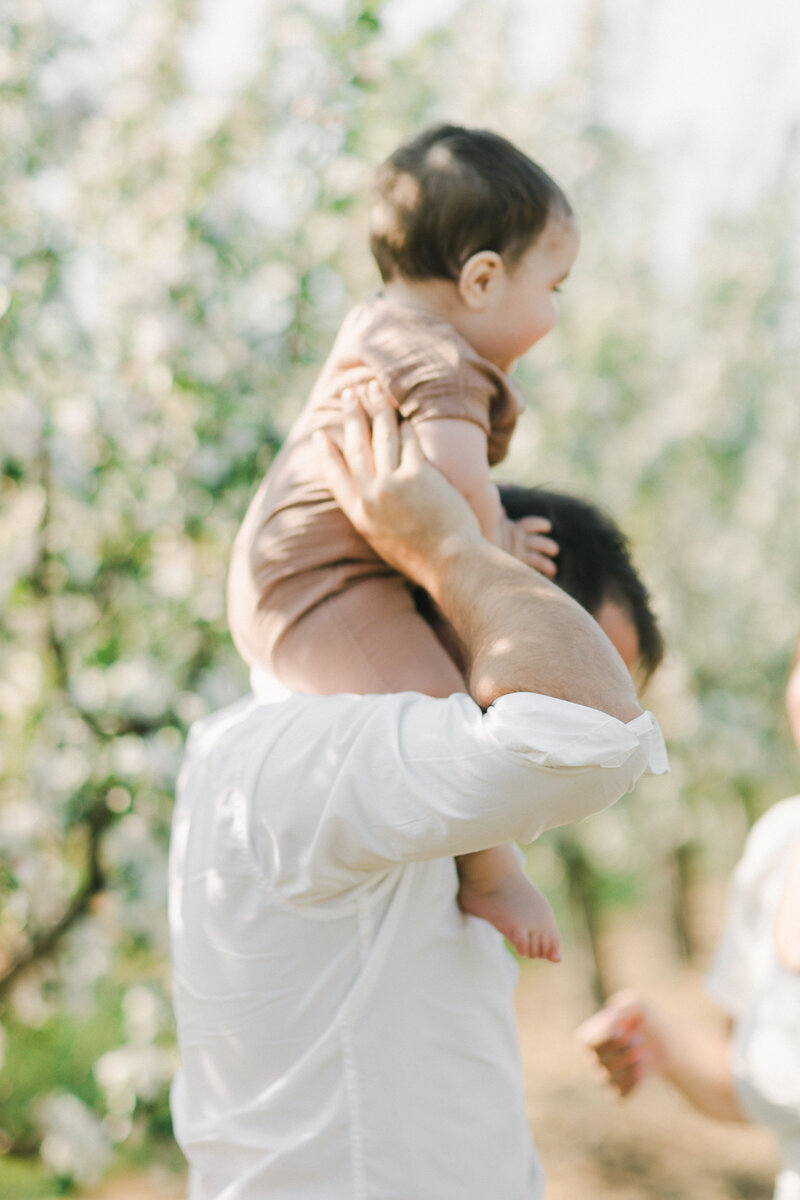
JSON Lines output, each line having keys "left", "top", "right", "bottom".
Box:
{"left": 413, "top": 418, "right": 558, "bottom": 577}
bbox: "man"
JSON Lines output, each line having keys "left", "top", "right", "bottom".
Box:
{"left": 169, "top": 399, "right": 667, "bottom": 1199}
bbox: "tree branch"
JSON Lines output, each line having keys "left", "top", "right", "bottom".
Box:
{"left": 0, "top": 804, "right": 110, "bottom": 1001}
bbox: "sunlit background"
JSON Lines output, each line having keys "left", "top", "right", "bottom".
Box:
{"left": 1, "top": 0, "right": 799, "bottom": 1194}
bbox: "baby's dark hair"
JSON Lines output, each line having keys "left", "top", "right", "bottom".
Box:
{"left": 498, "top": 484, "right": 665, "bottom": 684}
{"left": 369, "top": 124, "right": 572, "bottom": 283}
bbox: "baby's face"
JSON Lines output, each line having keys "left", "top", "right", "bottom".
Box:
{"left": 482, "top": 212, "right": 579, "bottom": 372}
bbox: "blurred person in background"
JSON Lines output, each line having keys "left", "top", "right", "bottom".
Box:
{"left": 580, "top": 637, "right": 800, "bottom": 1200}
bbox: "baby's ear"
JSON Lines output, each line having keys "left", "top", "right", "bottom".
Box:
{"left": 458, "top": 250, "right": 504, "bottom": 310}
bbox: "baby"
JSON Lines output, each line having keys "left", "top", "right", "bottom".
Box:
{"left": 229, "top": 125, "right": 602, "bottom": 959}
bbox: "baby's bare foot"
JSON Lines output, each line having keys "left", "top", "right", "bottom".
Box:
{"left": 458, "top": 872, "right": 561, "bottom": 961}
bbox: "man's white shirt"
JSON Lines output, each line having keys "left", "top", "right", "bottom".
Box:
{"left": 169, "top": 685, "right": 667, "bottom": 1199}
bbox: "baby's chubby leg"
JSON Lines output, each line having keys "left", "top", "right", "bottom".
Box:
{"left": 457, "top": 845, "right": 561, "bottom": 962}
{"left": 271, "top": 574, "right": 465, "bottom": 697}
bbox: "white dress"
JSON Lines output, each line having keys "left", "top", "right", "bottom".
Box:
{"left": 707, "top": 796, "right": 800, "bottom": 1200}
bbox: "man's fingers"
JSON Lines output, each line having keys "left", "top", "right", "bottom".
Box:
{"left": 371, "top": 401, "right": 400, "bottom": 475}
{"left": 398, "top": 419, "right": 427, "bottom": 472}
{"left": 341, "top": 392, "right": 375, "bottom": 485}
{"left": 315, "top": 431, "right": 358, "bottom": 515}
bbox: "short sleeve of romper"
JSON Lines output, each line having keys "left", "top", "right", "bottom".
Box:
{"left": 344, "top": 294, "right": 523, "bottom": 467}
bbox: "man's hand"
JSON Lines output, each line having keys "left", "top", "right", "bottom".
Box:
{"left": 315, "top": 384, "right": 482, "bottom": 595}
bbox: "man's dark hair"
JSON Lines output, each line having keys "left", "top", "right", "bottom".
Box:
{"left": 369, "top": 124, "right": 573, "bottom": 283}
{"left": 498, "top": 484, "right": 665, "bottom": 684}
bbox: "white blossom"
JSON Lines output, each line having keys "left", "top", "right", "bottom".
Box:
{"left": 38, "top": 1093, "right": 113, "bottom": 1185}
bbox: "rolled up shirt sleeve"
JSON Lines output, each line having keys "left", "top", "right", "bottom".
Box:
{"left": 241, "top": 690, "right": 668, "bottom": 901}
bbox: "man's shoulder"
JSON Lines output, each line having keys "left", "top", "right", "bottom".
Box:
{"left": 184, "top": 689, "right": 476, "bottom": 764}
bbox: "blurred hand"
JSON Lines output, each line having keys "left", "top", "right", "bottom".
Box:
{"left": 577, "top": 989, "right": 671, "bottom": 1098}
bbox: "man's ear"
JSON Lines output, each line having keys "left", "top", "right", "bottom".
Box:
{"left": 458, "top": 250, "right": 505, "bottom": 310}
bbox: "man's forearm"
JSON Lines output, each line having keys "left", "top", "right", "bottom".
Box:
{"left": 427, "top": 535, "right": 641, "bottom": 720}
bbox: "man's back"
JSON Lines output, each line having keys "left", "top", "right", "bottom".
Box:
{"left": 170, "top": 686, "right": 664, "bottom": 1199}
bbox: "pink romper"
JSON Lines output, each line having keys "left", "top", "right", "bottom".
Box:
{"left": 227, "top": 291, "right": 522, "bottom": 696}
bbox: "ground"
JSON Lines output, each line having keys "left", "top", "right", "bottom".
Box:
{"left": 80, "top": 887, "right": 777, "bottom": 1200}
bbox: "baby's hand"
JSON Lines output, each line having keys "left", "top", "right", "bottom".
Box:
{"left": 577, "top": 990, "right": 664, "bottom": 1098}
{"left": 500, "top": 514, "right": 559, "bottom": 578}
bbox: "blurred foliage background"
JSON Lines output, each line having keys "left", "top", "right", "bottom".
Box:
{"left": 1, "top": 0, "right": 799, "bottom": 1192}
